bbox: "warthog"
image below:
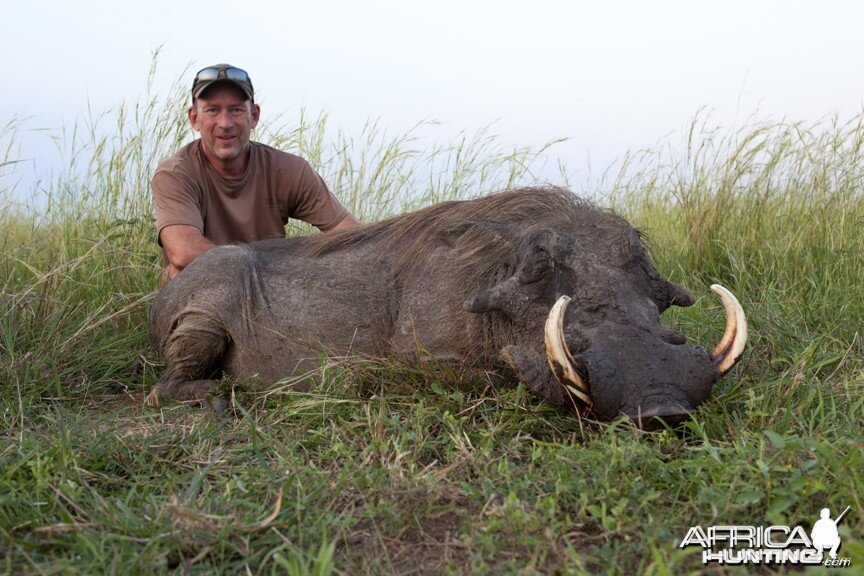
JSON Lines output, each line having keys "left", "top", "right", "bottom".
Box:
{"left": 147, "top": 187, "right": 747, "bottom": 429}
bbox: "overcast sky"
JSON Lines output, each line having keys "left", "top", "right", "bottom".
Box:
{"left": 2, "top": 0, "right": 863, "bottom": 196}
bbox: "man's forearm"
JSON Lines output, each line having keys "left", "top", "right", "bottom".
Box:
{"left": 332, "top": 213, "right": 362, "bottom": 230}
{"left": 159, "top": 224, "right": 217, "bottom": 284}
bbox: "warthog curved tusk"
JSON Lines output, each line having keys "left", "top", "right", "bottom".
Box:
{"left": 709, "top": 284, "right": 748, "bottom": 374}
{"left": 544, "top": 295, "right": 593, "bottom": 407}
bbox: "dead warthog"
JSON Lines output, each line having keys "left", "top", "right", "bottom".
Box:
{"left": 148, "top": 187, "right": 746, "bottom": 429}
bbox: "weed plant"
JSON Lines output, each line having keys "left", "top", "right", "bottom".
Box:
{"left": 0, "top": 70, "right": 862, "bottom": 574}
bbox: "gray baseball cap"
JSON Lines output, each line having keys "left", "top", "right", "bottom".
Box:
{"left": 191, "top": 64, "right": 254, "bottom": 101}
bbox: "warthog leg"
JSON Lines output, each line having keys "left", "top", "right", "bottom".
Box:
{"left": 145, "top": 309, "right": 227, "bottom": 406}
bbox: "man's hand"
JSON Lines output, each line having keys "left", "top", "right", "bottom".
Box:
{"left": 159, "top": 224, "right": 216, "bottom": 285}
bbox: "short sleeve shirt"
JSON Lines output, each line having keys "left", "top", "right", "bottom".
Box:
{"left": 151, "top": 140, "right": 349, "bottom": 245}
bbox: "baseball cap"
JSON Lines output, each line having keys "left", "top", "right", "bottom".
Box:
{"left": 191, "top": 64, "right": 254, "bottom": 101}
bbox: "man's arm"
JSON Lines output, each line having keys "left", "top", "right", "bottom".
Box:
{"left": 159, "top": 224, "right": 216, "bottom": 285}
{"left": 331, "top": 213, "right": 362, "bottom": 231}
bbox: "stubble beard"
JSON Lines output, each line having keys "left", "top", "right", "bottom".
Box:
{"left": 205, "top": 134, "right": 248, "bottom": 163}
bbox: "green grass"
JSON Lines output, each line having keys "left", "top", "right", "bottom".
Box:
{"left": 1, "top": 71, "right": 862, "bottom": 574}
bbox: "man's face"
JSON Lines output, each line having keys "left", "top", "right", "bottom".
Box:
{"left": 188, "top": 84, "right": 261, "bottom": 164}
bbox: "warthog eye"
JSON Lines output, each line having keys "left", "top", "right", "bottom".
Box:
{"left": 519, "top": 247, "right": 551, "bottom": 284}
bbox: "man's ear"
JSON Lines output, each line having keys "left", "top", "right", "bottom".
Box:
{"left": 251, "top": 103, "right": 261, "bottom": 129}
{"left": 187, "top": 105, "right": 200, "bottom": 132}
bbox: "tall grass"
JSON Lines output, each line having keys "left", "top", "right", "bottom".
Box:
{"left": 1, "top": 68, "right": 862, "bottom": 574}
{"left": 608, "top": 113, "right": 864, "bottom": 289}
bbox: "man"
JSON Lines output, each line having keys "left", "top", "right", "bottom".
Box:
{"left": 152, "top": 64, "right": 361, "bottom": 284}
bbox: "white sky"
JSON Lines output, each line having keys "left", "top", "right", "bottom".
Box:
{"left": 2, "top": 0, "right": 864, "bottom": 195}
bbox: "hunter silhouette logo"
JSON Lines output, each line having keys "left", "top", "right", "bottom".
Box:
{"left": 811, "top": 506, "right": 850, "bottom": 561}
{"left": 679, "top": 505, "right": 853, "bottom": 567}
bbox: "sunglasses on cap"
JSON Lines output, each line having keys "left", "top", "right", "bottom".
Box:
{"left": 194, "top": 65, "right": 251, "bottom": 83}
{"left": 192, "top": 64, "right": 254, "bottom": 100}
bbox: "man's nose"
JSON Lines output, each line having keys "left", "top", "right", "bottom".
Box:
{"left": 216, "top": 111, "right": 234, "bottom": 128}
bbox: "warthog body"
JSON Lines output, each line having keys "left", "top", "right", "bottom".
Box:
{"left": 149, "top": 187, "right": 745, "bottom": 428}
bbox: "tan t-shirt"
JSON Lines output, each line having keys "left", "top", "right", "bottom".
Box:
{"left": 152, "top": 140, "right": 349, "bottom": 245}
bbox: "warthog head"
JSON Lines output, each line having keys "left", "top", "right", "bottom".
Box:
{"left": 458, "top": 207, "right": 747, "bottom": 430}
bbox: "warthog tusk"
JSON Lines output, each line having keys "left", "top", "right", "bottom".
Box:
{"left": 544, "top": 295, "right": 593, "bottom": 407}
{"left": 709, "top": 284, "right": 748, "bottom": 374}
